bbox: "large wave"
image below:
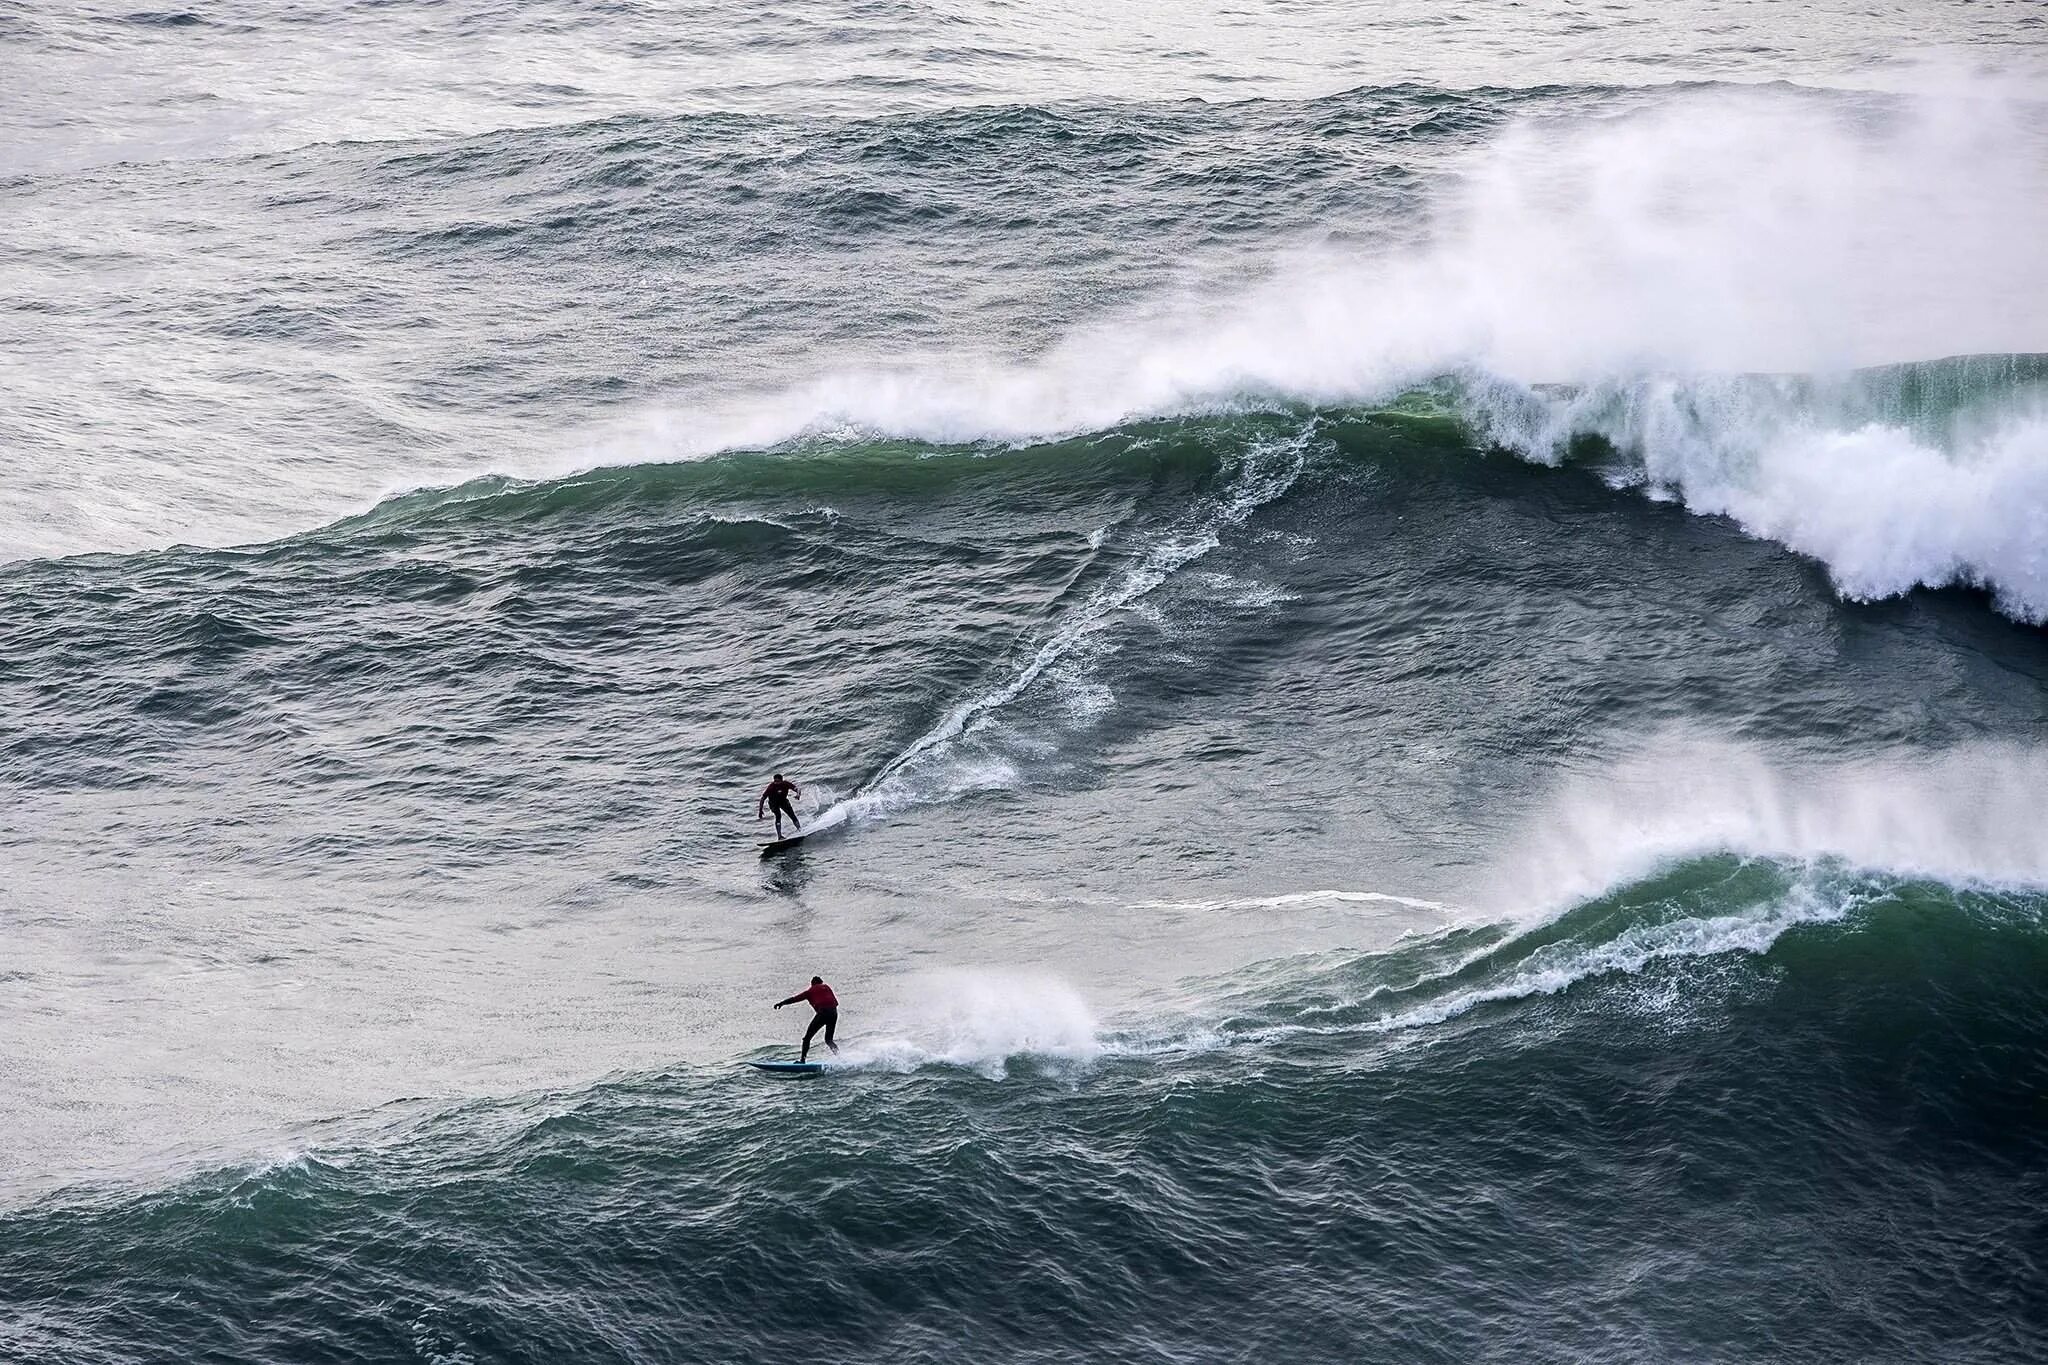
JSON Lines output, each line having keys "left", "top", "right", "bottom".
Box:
{"left": 584, "top": 83, "right": 2048, "bottom": 618}
{"left": 14, "top": 81, "right": 2046, "bottom": 613}
{"left": 11, "top": 864, "right": 2044, "bottom": 1365}
{"left": 793, "top": 734, "right": 2048, "bottom": 1073}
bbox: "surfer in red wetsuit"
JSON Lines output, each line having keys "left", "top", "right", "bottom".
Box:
{"left": 774, "top": 976, "right": 840, "bottom": 1061}
{"left": 757, "top": 772, "right": 802, "bottom": 838}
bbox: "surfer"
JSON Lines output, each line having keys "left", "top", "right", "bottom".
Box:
{"left": 757, "top": 772, "right": 802, "bottom": 838}
{"left": 774, "top": 976, "right": 840, "bottom": 1061}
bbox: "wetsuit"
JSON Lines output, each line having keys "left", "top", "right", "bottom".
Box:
{"left": 762, "top": 778, "right": 800, "bottom": 834}
{"left": 797, "top": 980, "right": 838, "bottom": 1058}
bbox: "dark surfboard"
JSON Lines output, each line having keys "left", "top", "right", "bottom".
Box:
{"left": 743, "top": 1060, "right": 826, "bottom": 1076}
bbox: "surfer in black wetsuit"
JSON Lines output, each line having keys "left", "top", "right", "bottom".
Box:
{"left": 757, "top": 772, "right": 802, "bottom": 838}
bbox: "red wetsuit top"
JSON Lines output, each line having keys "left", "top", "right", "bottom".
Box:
{"left": 803, "top": 982, "right": 838, "bottom": 1011}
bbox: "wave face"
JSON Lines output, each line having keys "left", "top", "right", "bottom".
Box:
{"left": 6, "top": 869, "right": 2047, "bottom": 1363}
{"left": 7, "top": 404, "right": 2048, "bottom": 1359}
{"left": 5, "top": 2, "right": 2048, "bottom": 1361}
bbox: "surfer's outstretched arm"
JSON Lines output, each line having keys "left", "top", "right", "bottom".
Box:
{"left": 773, "top": 993, "right": 805, "bottom": 1008}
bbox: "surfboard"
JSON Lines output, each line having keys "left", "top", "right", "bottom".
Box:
{"left": 744, "top": 1060, "right": 826, "bottom": 1076}
{"left": 759, "top": 830, "right": 810, "bottom": 857}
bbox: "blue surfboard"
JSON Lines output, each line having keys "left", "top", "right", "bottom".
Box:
{"left": 744, "top": 1060, "right": 826, "bottom": 1076}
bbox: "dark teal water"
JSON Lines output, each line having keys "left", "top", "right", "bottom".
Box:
{"left": 6, "top": 874, "right": 2047, "bottom": 1362}
{"left": 4, "top": 3, "right": 2048, "bottom": 1361}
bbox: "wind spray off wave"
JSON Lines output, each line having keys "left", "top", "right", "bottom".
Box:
{"left": 559, "top": 83, "right": 2048, "bottom": 620}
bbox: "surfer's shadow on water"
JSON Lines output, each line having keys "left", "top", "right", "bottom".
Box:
{"left": 761, "top": 846, "right": 813, "bottom": 899}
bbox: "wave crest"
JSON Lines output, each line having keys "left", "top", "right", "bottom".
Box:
{"left": 1464, "top": 356, "right": 2048, "bottom": 619}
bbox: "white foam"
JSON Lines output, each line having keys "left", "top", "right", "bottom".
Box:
{"left": 740, "top": 87, "right": 2022, "bottom": 413}
{"left": 1131, "top": 889, "right": 1449, "bottom": 914}
{"left": 1195, "top": 736, "right": 2048, "bottom": 1047}
{"left": 843, "top": 970, "right": 1105, "bottom": 1078}
{"left": 1482, "top": 735, "right": 2048, "bottom": 918}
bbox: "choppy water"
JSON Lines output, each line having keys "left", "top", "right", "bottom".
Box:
{"left": 4, "top": 3, "right": 2048, "bottom": 1362}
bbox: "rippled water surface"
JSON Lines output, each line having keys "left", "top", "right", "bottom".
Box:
{"left": 4, "top": 2, "right": 2047, "bottom": 1361}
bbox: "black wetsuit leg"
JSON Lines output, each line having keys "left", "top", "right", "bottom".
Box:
{"left": 770, "top": 796, "right": 799, "bottom": 833}
{"left": 802, "top": 1007, "right": 838, "bottom": 1059}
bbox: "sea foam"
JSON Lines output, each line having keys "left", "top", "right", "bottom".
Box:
{"left": 845, "top": 970, "right": 1105, "bottom": 1077}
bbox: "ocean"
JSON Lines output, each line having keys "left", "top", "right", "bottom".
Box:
{"left": 3, "top": 2, "right": 2047, "bottom": 1361}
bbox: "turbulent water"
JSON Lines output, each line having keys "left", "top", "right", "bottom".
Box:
{"left": 5, "top": 3, "right": 2048, "bottom": 1361}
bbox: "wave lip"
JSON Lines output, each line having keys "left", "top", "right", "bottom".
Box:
{"left": 1201, "top": 861, "right": 2040, "bottom": 1060}
{"left": 1464, "top": 354, "right": 2048, "bottom": 621}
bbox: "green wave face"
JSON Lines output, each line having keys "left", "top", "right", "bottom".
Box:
{"left": 6, "top": 864, "right": 2045, "bottom": 1364}
{"left": 291, "top": 351, "right": 2047, "bottom": 542}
